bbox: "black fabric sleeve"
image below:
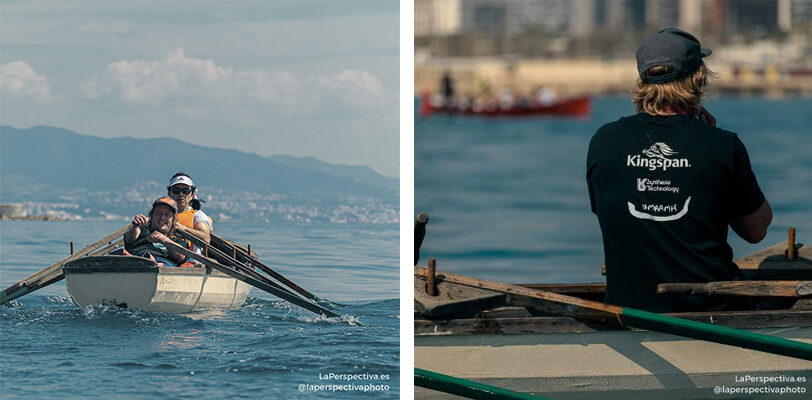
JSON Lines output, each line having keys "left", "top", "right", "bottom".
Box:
{"left": 586, "top": 139, "right": 598, "bottom": 214}
{"left": 729, "top": 136, "right": 765, "bottom": 218}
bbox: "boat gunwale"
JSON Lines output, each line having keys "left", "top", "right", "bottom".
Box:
{"left": 63, "top": 255, "right": 232, "bottom": 278}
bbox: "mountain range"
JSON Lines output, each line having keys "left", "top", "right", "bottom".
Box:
{"left": 0, "top": 125, "right": 398, "bottom": 223}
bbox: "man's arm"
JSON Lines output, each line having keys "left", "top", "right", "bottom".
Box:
{"left": 124, "top": 214, "right": 147, "bottom": 244}
{"left": 175, "top": 222, "right": 211, "bottom": 244}
{"left": 730, "top": 199, "right": 772, "bottom": 244}
{"left": 148, "top": 231, "right": 186, "bottom": 264}
{"left": 190, "top": 222, "right": 211, "bottom": 244}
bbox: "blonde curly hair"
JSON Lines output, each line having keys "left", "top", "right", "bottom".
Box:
{"left": 632, "top": 63, "right": 716, "bottom": 115}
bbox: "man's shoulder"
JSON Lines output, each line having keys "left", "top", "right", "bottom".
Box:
{"left": 597, "top": 115, "right": 633, "bottom": 131}
{"left": 594, "top": 115, "right": 637, "bottom": 137}
{"left": 192, "top": 209, "right": 214, "bottom": 227}
{"left": 590, "top": 116, "right": 635, "bottom": 149}
{"left": 695, "top": 120, "right": 740, "bottom": 145}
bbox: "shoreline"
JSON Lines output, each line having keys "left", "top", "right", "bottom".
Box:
{"left": 1, "top": 215, "right": 70, "bottom": 221}
{"left": 416, "top": 59, "right": 812, "bottom": 98}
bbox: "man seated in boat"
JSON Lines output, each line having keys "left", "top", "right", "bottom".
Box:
{"left": 586, "top": 28, "right": 773, "bottom": 313}
{"left": 166, "top": 172, "right": 213, "bottom": 243}
{"left": 122, "top": 196, "right": 194, "bottom": 267}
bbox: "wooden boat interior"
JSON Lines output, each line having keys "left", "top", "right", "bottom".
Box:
{"left": 416, "top": 239, "right": 812, "bottom": 335}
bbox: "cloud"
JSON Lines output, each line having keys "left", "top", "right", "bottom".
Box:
{"left": 0, "top": 61, "right": 54, "bottom": 103}
{"left": 75, "top": 20, "right": 138, "bottom": 35}
{"left": 81, "top": 48, "right": 393, "bottom": 121}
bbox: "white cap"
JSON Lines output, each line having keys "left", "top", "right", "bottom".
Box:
{"left": 169, "top": 175, "right": 195, "bottom": 187}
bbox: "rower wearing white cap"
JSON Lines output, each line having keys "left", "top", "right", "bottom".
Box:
{"left": 167, "top": 172, "right": 213, "bottom": 244}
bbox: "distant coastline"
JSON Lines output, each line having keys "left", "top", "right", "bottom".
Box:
{"left": 415, "top": 59, "right": 812, "bottom": 98}
{"left": 1, "top": 204, "right": 68, "bottom": 221}
{"left": 0, "top": 215, "right": 69, "bottom": 221}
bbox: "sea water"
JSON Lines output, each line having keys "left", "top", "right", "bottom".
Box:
{"left": 415, "top": 96, "right": 812, "bottom": 283}
{"left": 0, "top": 220, "right": 399, "bottom": 399}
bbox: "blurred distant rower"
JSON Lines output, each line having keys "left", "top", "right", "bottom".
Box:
{"left": 167, "top": 172, "right": 213, "bottom": 244}
{"left": 586, "top": 28, "right": 772, "bottom": 313}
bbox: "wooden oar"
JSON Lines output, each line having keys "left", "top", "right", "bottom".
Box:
{"left": 0, "top": 225, "right": 133, "bottom": 305}
{"left": 208, "top": 232, "right": 329, "bottom": 304}
{"left": 658, "top": 281, "right": 812, "bottom": 297}
{"left": 174, "top": 229, "right": 298, "bottom": 296}
{"left": 415, "top": 267, "right": 812, "bottom": 361}
{"left": 160, "top": 238, "right": 350, "bottom": 321}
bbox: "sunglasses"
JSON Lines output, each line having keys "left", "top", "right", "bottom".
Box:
{"left": 169, "top": 187, "right": 193, "bottom": 195}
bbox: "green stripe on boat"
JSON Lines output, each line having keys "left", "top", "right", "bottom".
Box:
{"left": 415, "top": 368, "right": 548, "bottom": 400}
{"left": 621, "top": 307, "right": 812, "bottom": 361}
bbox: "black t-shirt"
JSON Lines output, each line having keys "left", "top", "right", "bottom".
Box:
{"left": 586, "top": 113, "right": 765, "bottom": 312}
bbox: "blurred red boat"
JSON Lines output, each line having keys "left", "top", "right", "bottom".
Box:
{"left": 419, "top": 93, "right": 592, "bottom": 118}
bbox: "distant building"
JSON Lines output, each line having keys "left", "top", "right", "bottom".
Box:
{"left": 0, "top": 204, "right": 23, "bottom": 219}
{"left": 415, "top": 0, "right": 811, "bottom": 58}
{"left": 415, "top": 0, "right": 575, "bottom": 37}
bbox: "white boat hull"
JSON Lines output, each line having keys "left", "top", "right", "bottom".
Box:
{"left": 64, "top": 256, "right": 251, "bottom": 313}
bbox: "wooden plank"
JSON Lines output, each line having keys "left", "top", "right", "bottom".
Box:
{"left": 735, "top": 241, "right": 812, "bottom": 278}
{"left": 792, "top": 300, "right": 812, "bottom": 311}
{"left": 506, "top": 294, "right": 621, "bottom": 324}
{"left": 414, "top": 266, "right": 812, "bottom": 361}
{"left": 668, "top": 310, "right": 812, "bottom": 329}
{"left": 414, "top": 277, "right": 505, "bottom": 317}
{"left": 415, "top": 316, "right": 605, "bottom": 335}
{"left": 416, "top": 310, "right": 812, "bottom": 335}
{"left": 517, "top": 283, "right": 606, "bottom": 294}
{"left": 415, "top": 267, "right": 624, "bottom": 316}
{"left": 657, "top": 281, "right": 812, "bottom": 297}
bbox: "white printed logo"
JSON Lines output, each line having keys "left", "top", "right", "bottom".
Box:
{"left": 627, "top": 142, "right": 691, "bottom": 171}
{"left": 628, "top": 196, "right": 691, "bottom": 222}
{"left": 636, "top": 178, "right": 680, "bottom": 193}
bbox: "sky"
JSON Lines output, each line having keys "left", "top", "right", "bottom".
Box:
{"left": 0, "top": 1, "right": 400, "bottom": 177}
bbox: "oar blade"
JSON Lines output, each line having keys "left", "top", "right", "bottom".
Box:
{"left": 0, "top": 225, "right": 131, "bottom": 306}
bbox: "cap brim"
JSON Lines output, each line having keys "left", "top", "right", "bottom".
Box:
{"left": 700, "top": 48, "right": 712, "bottom": 57}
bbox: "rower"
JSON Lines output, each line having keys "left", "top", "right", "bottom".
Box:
{"left": 586, "top": 28, "right": 772, "bottom": 313}
{"left": 166, "top": 172, "right": 213, "bottom": 244}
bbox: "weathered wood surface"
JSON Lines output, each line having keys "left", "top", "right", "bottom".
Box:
{"left": 517, "top": 283, "right": 606, "bottom": 294}
{"left": 416, "top": 309, "right": 812, "bottom": 336}
{"left": 792, "top": 299, "right": 812, "bottom": 310}
{"left": 415, "top": 277, "right": 505, "bottom": 317}
{"left": 658, "top": 281, "right": 812, "bottom": 297}
{"left": 735, "top": 241, "right": 812, "bottom": 278}
{"left": 415, "top": 267, "right": 624, "bottom": 316}
{"left": 415, "top": 316, "right": 607, "bottom": 335}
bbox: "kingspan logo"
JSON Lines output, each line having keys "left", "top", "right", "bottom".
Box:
{"left": 627, "top": 142, "right": 691, "bottom": 171}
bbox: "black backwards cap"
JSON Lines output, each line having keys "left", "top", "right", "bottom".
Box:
{"left": 636, "top": 28, "right": 712, "bottom": 84}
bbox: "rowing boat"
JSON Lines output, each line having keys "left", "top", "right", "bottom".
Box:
{"left": 64, "top": 255, "right": 251, "bottom": 313}
{"left": 418, "top": 93, "right": 592, "bottom": 118}
{"left": 414, "top": 240, "right": 812, "bottom": 399}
